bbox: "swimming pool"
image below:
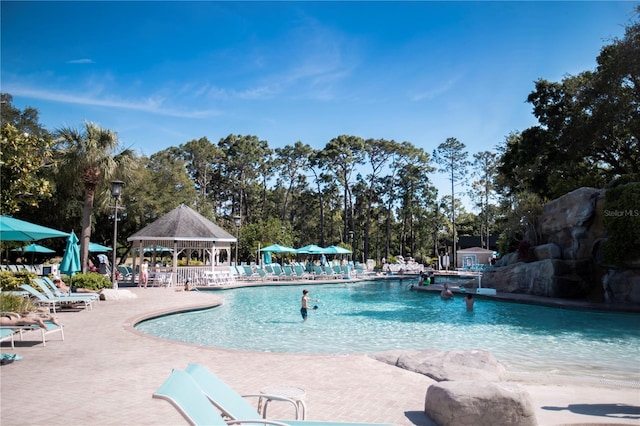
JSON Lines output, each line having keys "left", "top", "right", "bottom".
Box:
{"left": 136, "top": 280, "right": 640, "bottom": 382}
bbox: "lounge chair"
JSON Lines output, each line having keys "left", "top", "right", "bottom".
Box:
{"left": 0, "top": 320, "right": 64, "bottom": 347}
{"left": 0, "top": 328, "right": 17, "bottom": 349}
{"left": 183, "top": 363, "right": 395, "bottom": 426}
{"left": 323, "top": 266, "right": 340, "bottom": 279}
{"left": 153, "top": 369, "right": 289, "bottom": 426}
{"left": 153, "top": 271, "right": 173, "bottom": 287}
{"left": 117, "top": 265, "right": 133, "bottom": 281}
{"left": 271, "top": 264, "right": 285, "bottom": 279}
{"left": 242, "top": 266, "right": 260, "bottom": 281}
{"left": 255, "top": 267, "right": 269, "bottom": 281}
{"left": 311, "top": 266, "right": 325, "bottom": 279}
{"left": 201, "top": 271, "right": 222, "bottom": 286}
{"left": 20, "top": 284, "right": 94, "bottom": 313}
{"left": 265, "top": 266, "right": 280, "bottom": 281}
{"left": 37, "top": 277, "right": 99, "bottom": 301}
{"left": 282, "top": 266, "right": 295, "bottom": 280}
{"left": 292, "top": 265, "right": 312, "bottom": 280}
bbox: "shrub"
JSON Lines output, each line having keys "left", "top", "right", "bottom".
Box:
{"left": 60, "top": 272, "right": 112, "bottom": 290}
{"left": 0, "top": 271, "right": 37, "bottom": 291}
{"left": 0, "top": 293, "right": 36, "bottom": 314}
{"left": 603, "top": 182, "right": 640, "bottom": 266}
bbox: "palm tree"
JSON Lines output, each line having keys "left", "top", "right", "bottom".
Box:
{"left": 55, "top": 121, "right": 137, "bottom": 273}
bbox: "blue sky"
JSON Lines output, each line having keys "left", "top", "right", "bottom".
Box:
{"left": 1, "top": 1, "right": 634, "bottom": 207}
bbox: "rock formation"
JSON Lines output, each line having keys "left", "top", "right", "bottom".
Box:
{"left": 484, "top": 187, "right": 639, "bottom": 304}
{"left": 424, "top": 381, "right": 537, "bottom": 426}
{"left": 373, "top": 350, "right": 536, "bottom": 425}
{"left": 372, "top": 349, "right": 506, "bottom": 382}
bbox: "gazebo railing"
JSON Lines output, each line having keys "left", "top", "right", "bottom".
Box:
{"left": 148, "top": 265, "right": 234, "bottom": 287}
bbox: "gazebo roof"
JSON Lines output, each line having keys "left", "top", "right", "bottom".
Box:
{"left": 127, "top": 204, "right": 236, "bottom": 242}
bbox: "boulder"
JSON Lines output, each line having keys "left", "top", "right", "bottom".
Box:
{"left": 101, "top": 289, "right": 137, "bottom": 300}
{"left": 532, "top": 243, "right": 561, "bottom": 261}
{"left": 424, "top": 381, "right": 537, "bottom": 426}
{"left": 372, "top": 349, "right": 506, "bottom": 382}
{"left": 495, "top": 252, "right": 518, "bottom": 267}
{"left": 603, "top": 269, "right": 640, "bottom": 303}
{"left": 483, "top": 259, "right": 592, "bottom": 298}
{"left": 539, "top": 187, "right": 605, "bottom": 260}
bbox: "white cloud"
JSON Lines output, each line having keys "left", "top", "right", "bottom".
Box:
{"left": 67, "top": 59, "right": 95, "bottom": 64}
{"left": 5, "top": 85, "right": 221, "bottom": 119}
{"left": 411, "top": 74, "right": 462, "bottom": 101}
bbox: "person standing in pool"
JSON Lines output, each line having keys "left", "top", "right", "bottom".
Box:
{"left": 465, "top": 293, "right": 475, "bottom": 311}
{"left": 300, "top": 289, "right": 318, "bottom": 321}
{"left": 440, "top": 283, "right": 454, "bottom": 300}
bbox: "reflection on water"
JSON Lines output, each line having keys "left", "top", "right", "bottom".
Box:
{"left": 136, "top": 280, "right": 640, "bottom": 381}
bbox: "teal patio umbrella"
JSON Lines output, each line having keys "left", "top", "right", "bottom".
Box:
{"left": 324, "top": 245, "right": 352, "bottom": 254}
{"left": 87, "top": 242, "right": 112, "bottom": 253}
{"left": 59, "top": 232, "right": 81, "bottom": 286}
{"left": 295, "top": 244, "right": 326, "bottom": 254}
{"left": 260, "top": 244, "right": 296, "bottom": 253}
{"left": 11, "top": 243, "right": 56, "bottom": 266}
{"left": 11, "top": 243, "right": 55, "bottom": 254}
{"left": 0, "top": 216, "right": 68, "bottom": 241}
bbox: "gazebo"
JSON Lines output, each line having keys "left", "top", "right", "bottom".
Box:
{"left": 126, "top": 204, "right": 236, "bottom": 286}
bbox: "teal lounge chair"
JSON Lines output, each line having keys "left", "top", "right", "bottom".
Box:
{"left": 20, "top": 284, "right": 94, "bottom": 313}
{"left": 282, "top": 266, "right": 294, "bottom": 280}
{"left": 271, "top": 264, "right": 285, "bottom": 279}
{"left": 292, "top": 265, "right": 311, "bottom": 280}
{"left": 242, "top": 266, "right": 259, "bottom": 281}
{"left": 183, "top": 363, "right": 395, "bottom": 426}
{"left": 1, "top": 328, "right": 17, "bottom": 349}
{"left": 0, "top": 320, "right": 64, "bottom": 347}
{"left": 37, "top": 277, "right": 99, "bottom": 301}
{"left": 153, "top": 369, "right": 289, "bottom": 426}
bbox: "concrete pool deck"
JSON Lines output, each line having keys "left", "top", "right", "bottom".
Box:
{"left": 1, "top": 283, "right": 639, "bottom": 426}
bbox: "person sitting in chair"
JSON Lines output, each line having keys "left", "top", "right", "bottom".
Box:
{"left": 1, "top": 312, "right": 60, "bottom": 329}
{"left": 54, "top": 277, "right": 103, "bottom": 295}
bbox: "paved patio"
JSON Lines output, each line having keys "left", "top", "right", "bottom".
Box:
{"left": 1, "top": 284, "right": 639, "bottom": 426}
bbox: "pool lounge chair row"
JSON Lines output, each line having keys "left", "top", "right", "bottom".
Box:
{"left": 20, "top": 280, "right": 96, "bottom": 314}
{"left": 0, "top": 264, "right": 44, "bottom": 274}
{"left": 153, "top": 363, "right": 393, "bottom": 426}
{"left": 199, "top": 270, "right": 236, "bottom": 287}
{"left": 233, "top": 263, "right": 358, "bottom": 283}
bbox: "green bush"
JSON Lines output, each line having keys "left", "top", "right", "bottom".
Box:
{"left": 0, "top": 271, "right": 37, "bottom": 291}
{"left": 60, "top": 272, "right": 112, "bottom": 290}
{"left": 603, "top": 182, "right": 640, "bottom": 266}
{"left": 0, "top": 293, "right": 36, "bottom": 314}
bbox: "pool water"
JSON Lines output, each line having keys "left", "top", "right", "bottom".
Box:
{"left": 136, "top": 280, "right": 640, "bottom": 381}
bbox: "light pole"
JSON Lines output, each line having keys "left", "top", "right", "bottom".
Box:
{"left": 347, "top": 230, "right": 355, "bottom": 263}
{"left": 234, "top": 215, "right": 241, "bottom": 266}
{"left": 111, "top": 180, "right": 124, "bottom": 288}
